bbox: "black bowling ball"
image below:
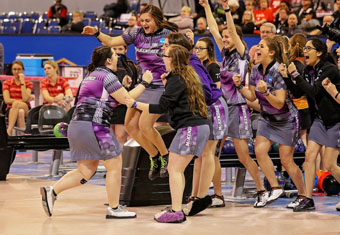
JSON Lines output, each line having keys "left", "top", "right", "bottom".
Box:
{"left": 322, "top": 175, "right": 340, "bottom": 196}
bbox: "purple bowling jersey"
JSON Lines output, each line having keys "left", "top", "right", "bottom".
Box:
{"left": 73, "top": 67, "right": 123, "bottom": 126}
{"left": 220, "top": 48, "right": 250, "bottom": 105}
{"left": 122, "top": 27, "right": 173, "bottom": 86}
{"left": 250, "top": 61, "right": 297, "bottom": 121}
{"left": 189, "top": 54, "right": 222, "bottom": 106}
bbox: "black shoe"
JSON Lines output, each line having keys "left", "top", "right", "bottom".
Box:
{"left": 148, "top": 156, "right": 159, "bottom": 181}
{"left": 183, "top": 195, "right": 212, "bottom": 216}
{"left": 293, "top": 197, "right": 315, "bottom": 212}
{"left": 159, "top": 154, "right": 168, "bottom": 178}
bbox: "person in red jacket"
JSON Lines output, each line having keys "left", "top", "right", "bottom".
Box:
{"left": 47, "top": 0, "right": 68, "bottom": 27}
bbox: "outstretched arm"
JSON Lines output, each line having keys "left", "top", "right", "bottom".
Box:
{"left": 82, "top": 26, "right": 126, "bottom": 47}
{"left": 200, "top": 0, "right": 224, "bottom": 51}
{"left": 220, "top": 0, "right": 245, "bottom": 57}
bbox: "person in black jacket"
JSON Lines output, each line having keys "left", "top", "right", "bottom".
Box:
{"left": 110, "top": 45, "right": 137, "bottom": 148}
{"left": 279, "top": 38, "right": 340, "bottom": 212}
{"left": 126, "top": 44, "right": 210, "bottom": 223}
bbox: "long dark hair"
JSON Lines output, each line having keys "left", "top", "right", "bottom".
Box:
{"left": 197, "top": 37, "right": 218, "bottom": 64}
{"left": 87, "top": 46, "right": 113, "bottom": 74}
{"left": 309, "top": 37, "right": 337, "bottom": 65}
{"left": 140, "top": 5, "right": 178, "bottom": 32}
{"left": 167, "top": 32, "right": 192, "bottom": 51}
{"left": 168, "top": 44, "right": 208, "bottom": 118}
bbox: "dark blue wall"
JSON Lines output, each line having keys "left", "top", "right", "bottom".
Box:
{"left": 0, "top": 34, "right": 262, "bottom": 66}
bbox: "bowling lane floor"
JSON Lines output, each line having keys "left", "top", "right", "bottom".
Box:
{"left": 1, "top": 150, "right": 340, "bottom": 235}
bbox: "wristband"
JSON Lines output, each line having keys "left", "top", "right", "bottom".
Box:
{"left": 335, "top": 92, "right": 340, "bottom": 99}
{"left": 132, "top": 101, "right": 138, "bottom": 108}
{"left": 236, "top": 84, "right": 244, "bottom": 90}
{"left": 94, "top": 30, "right": 100, "bottom": 38}
{"left": 291, "top": 71, "right": 299, "bottom": 78}
{"left": 140, "top": 80, "right": 150, "bottom": 88}
{"left": 20, "top": 83, "right": 25, "bottom": 86}
{"left": 225, "top": 8, "right": 231, "bottom": 12}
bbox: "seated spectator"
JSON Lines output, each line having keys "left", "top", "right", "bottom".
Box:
{"left": 3, "top": 60, "right": 33, "bottom": 136}
{"left": 299, "top": 8, "right": 320, "bottom": 34}
{"left": 280, "top": 13, "right": 304, "bottom": 37}
{"left": 168, "top": 6, "right": 194, "bottom": 34}
{"left": 310, "top": 15, "right": 334, "bottom": 35}
{"left": 253, "top": 0, "right": 274, "bottom": 29}
{"left": 123, "top": 14, "right": 139, "bottom": 34}
{"left": 102, "top": 0, "right": 129, "bottom": 19}
{"left": 273, "top": 1, "right": 291, "bottom": 20}
{"left": 242, "top": 10, "right": 255, "bottom": 34}
{"left": 245, "top": 0, "right": 255, "bottom": 11}
{"left": 333, "top": 0, "right": 340, "bottom": 18}
{"left": 229, "top": 0, "right": 244, "bottom": 26}
{"left": 275, "top": 8, "right": 290, "bottom": 34}
{"left": 61, "top": 11, "right": 85, "bottom": 33}
{"left": 194, "top": 17, "right": 210, "bottom": 35}
{"left": 294, "top": 0, "right": 314, "bottom": 21}
{"left": 249, "top": 22, "right": 276, "bottom": 63}
{"left": 40, "top": 61, "right": 73, "bottom": 111}
{"left": 47, "top": 0, "right": 68, "bottom": 27}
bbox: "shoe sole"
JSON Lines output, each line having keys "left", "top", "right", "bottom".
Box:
{"left": 40, "top": 187, "right": 52, "bottom": 217}
{"left": 106, "top": 215, "right": 137, "bottom": 219}
{"left": 293, "top": 207, "right": 315, "bottom": 212}
{"left": 209, "top": 204, "right": 225, "bottom": 208}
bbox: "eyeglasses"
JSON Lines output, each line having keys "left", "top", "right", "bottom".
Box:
{"left": 194, "top": 47, "right": 208, "bottom": 51}
{"left": 303, "top": 46, "right": 317, "bottom": 52}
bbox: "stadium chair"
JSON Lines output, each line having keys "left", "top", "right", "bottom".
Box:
{"left": 90, "top": 18, "right": 103, "bottom": 29}
{"left": 1, "top": 20, "right": 12, "bottom": 28}
{"left": 30, "top": 12, "right": 40, "bottom": 20}
{"left": 82, "top": 18, "right": 91, "bottom": 26}
{"left": 0, "top": 13, "right": 7, "bottom": 20}
{"left": 111, "top": 29, "right": 123, "bottom": 35}
{"left": 7, "top": 12, "right": 18, "bottom": 20}
{"left": 41, "top": 12, "right": 48, "bottom": 20}
{"left": 2, "top": 26, "right": 16, "bottom": 34}
{"left": 48, "top": 25, "right": 61, "bottom": 34}
{"left": 36, "top": 27, "right": 48, "bottom": 34}
{"left": 34, "top": 20, "right": 47, "bottom": 33}
{"left": 38, "top": 105, "right": 68, "bottom": 135}
{"left": 11, "top": 20, "right": 21, "bottom": 33}
{"left": 101, "top": 27, "right": 111, "bottom": 34}
{"left": 48, "top": 19, "right": 59, "bottom": 26}
{"left": 21, "top": 19, "right": 35, "bottom": 33}
{"left": 84, "top": 11, "right": 97, "bottom": 20}
{"left": 18, "top": 12, "right": 30, "bottom": 20}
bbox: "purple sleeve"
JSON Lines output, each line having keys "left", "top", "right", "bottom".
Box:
{"left": 249, "top": 66, "right": 257, "bottom": 87}
{"left": 272, "top": 72, "right": 287, "bottom": 91}
{"left": 122, "top": 27, "right": 140, "bottom": 45}
{"left": 104, "top": 73, "right": 123, "bottom": 94}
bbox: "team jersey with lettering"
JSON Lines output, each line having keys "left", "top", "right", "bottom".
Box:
{"left": 122, "top": 27, "right": 173, "bottom": 86}
{"left": 72, "top": 67, "right": 123, "bottom": 126}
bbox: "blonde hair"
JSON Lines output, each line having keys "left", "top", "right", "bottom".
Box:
{"left": 44, "top": 60, "right": 60, "bottom": 75}
{"left": 168, "top": 44, "right": 208, "bottom": 118}
{"left": 181, "top": 6, "right": 191, "bottom": 14}
{"left": 242, "top": 10, "right": 255, "bottom": 24}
